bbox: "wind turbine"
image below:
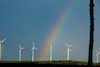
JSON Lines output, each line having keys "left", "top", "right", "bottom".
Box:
{"left": 48, "top": 40, "right": 52, "bottom": 61}
{"left": 0, "top": 38, "right": 6, "bottom": 61}
{"left": 18, "top": 44, "right": 25, "bottom": 61}
{"left": 31, "top": 42, "right": 38, "bottom": 61}
{"left": 96, "top": 49, "right": 100, "bottom": 63}
{"left": 65, "top": 43, "right": 73, "bottom": 61}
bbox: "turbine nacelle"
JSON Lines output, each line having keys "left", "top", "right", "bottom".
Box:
{"left": 18, "top": 44, "right": 25, "bottom": 49}
{"left": 96, "top": 49, "right": 100, "bottom": 54}
{"left": 21, "top": 47, "right": 25, "bottom": 49}
{"left": 31, "top": 47, "right": 38, "bottom": 51}
{"left": 31, "top": 42, "right": 38, "bottom": 51}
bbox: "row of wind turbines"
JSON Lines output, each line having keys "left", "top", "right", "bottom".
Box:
{"left": 0, "top": 38, "right": 38, "bottom": 61}
{"left": 0, "top": 38, "right": 100, "bottom": 63}
{"left": 18, "top": 40, "right": 73, "bottom": 61}
{"left": 0, "top": 38, "right": 73, "bottom": 61}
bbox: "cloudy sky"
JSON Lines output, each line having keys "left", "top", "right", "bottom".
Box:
{"left": 0, "top": 0, "right": 100, "bottom": 63}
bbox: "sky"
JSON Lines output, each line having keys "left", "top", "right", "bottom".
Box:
{"left": 0, "top": 0, "right": 100, "bottom": 63}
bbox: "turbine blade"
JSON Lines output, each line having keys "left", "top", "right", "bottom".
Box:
{"left": 21, "top": 47, "right": 25, "bottom": 49}
{"left": 65, "top": 43, "right": 70, "bottom": 47}
{"left": 33, "top": 42, "right": 34, "bottom": 46}
{"left": 69, "top": 44, "right": 73, "bottom": 47}
{"left": 31, "top": 48, "right": 33, "bottom": 51}
{"left": 34, "top": 47, "right": 38, "bottom": 50}
{"left": 69, "top": 49, "right": 73, "bottom": 52}
{"left": 18, "top": 44, "right": 21, "bottom": 48}
{"left": 66, "top": 51, "right": 68, "bottom": 53}
{"left": 1, "top": 38, "right": 6, "bottom": 43}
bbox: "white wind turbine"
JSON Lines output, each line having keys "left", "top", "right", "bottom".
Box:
{"left": 65, "top": 43, "right": 73, "bottom": 61}
{"left": 96, "top": 49, "right": 100, "bottom": 63}
{"left": 18, "top": 44, "right": 25, "bottom": 61}
{"left": 31, "top": 42, "right": 38, "bottom": 61}
{"left": 0, "top": 38, "right": 6, "bottom": 61}
{"left": 48, "top": 40, "right": 52, "bottom": 61}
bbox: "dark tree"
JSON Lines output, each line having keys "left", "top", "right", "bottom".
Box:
{"left": 88, "top": 0, "right": 94, "bottom": 66}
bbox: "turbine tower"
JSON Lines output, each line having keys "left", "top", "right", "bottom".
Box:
{"left": 31, "top": 42, "right": 38, "bottom": 61}
{"left": 96, "top": 49, "right": 100, "bottom": 63}
{"left": 65, "top": 43, "right": 73, "bottom": 61}
{"left": 18, "top": 44, "right": 25, "bottom": 61}
{"left": 1, "top": 45, "right": 4, "bottom": 54}
{"left": 48, "top": 40, "right": 52, "bottom": 61}
{"left": 0, "top": 38, "right": 6, "bottom": 61}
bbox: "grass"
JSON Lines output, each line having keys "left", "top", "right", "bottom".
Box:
{"left": 0, "top": 60, "right": 100, "bottom": 66}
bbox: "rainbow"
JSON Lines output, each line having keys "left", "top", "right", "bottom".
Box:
{"left": 38, "top": 1, "right": 77, "bottom": 61}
